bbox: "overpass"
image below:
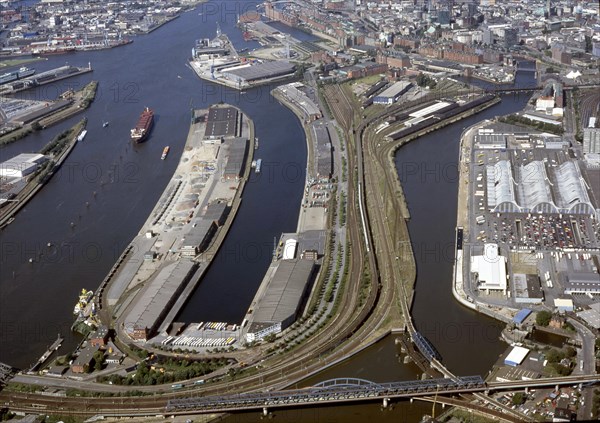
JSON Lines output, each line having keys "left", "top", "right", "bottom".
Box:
{"left": 165, "top": 374, "right": 600, "bottom": 414}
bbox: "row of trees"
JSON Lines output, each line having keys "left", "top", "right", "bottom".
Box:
{"left": 98, "top": 357, "right": 229, "bottom": 386}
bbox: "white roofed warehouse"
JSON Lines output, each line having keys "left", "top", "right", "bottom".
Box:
{"left": 0, "top": 153, "right": 48, "bottom": 178}
{"left": 470, "top": 243, "right": 508, "bottom": 295}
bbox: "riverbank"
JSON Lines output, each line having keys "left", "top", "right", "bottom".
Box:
{"left": 382, "top": 95, "right": 502, "bottom": 307}
{"left": 0, "top": 118, "right": 87, "bottom": 229}
{"left": 0, "top": 80, "right": 98, "bottom": 145}
{"left": 452, "top": 120, "right": 521, "bottom": 324}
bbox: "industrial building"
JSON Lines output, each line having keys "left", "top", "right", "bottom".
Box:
{"left": 486, "top": 159, "right": 595, "bottom": 215}
{"left": 512, "top": 308, "right": 532, "bottom": 325}
{"left": 554, "top": 298, "right": 575, "bottom": 312}
{"left": 0, "top": 153, "right": 47, "bottom": 178}
{"left": 277, "top": 83, "right": 321, "bottom": 122}
{"left": 223, "top": 137, "right": 248, "bottom": 180}
{"left": 504, "top": 346, "right": 530, "bottom": 367}
{"left": 179, "top": 201, "right": 230, "bottom": 257}
{"left": 222, "top": 61, "right": 296, "bottom": 85}
{"left": 245, "top": 259, "right": 316, "bottom": 342}
{"left": 203, "top": 106, "right": 240, "bottom": 140}
{"left": 577, "top": 302, "right": 600, "bottom": 329}
{"left": 312, "top": 121, "right": 332, "bottom": 180}
{"left": 373, "top": 81, "right": 412, "bottom": 105}
{"left": 180, "top": 220, "right": 217, "bottom": 257}
{"left": 125, "top": 260, "right": 198, "bottom": 341}
{"left": 563, "top": 272, "right": 600, "bottom": 295}
{"left": 513, "top": 274, "right": 544, "bottom": 304}
{"left": 470, "top": 243, "right": 507, "bottom": 294}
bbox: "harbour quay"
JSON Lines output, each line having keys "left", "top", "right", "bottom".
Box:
{"left": 96, "top": 104, "right": 253, "bottom": 350}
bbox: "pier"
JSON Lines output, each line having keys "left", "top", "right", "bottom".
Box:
{"left": 28, "top": 334, "right": 63, "bottom": 373}
{"left": 0, "top": 65, "right": 93, "bottom": 95}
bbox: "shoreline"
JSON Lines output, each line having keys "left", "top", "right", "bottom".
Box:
{"left": 0, "top": 118, "right": 87, "bottom": 229}
{"left": 452, "top": 120, "right": 519, "bottom": 323}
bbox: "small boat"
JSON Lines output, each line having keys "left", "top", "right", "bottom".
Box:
{"left": 161, "top": 146, "right": 170, "bottom": 160}
{"left": 255, "top": 158, "right": 262, "bottom": 173}
{"left": 102, "top": 121, "right": 109, "bottom": 127}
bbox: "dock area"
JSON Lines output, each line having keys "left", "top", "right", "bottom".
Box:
{"left": 100, "top": 105, "right": 254, "bottom": 346}
{"left": 0, "top": 362, "right": 15, "bottom": 386}
{"left": 0, "top": 64, "right": 93, "bottom": 95}
{"left": 27, "top": 334, "right": 63, "bottom": 373}
{"left": 189, "top": 31, "right": 296, "bottom": 90}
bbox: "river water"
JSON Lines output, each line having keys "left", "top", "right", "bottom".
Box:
{"left": 0, "top": 0, "right": 308, "bottom": 367}
{"left": 1, "top": 1, "right": 538, "bottom": 420}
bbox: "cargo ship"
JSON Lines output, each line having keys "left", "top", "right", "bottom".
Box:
{"left": 161, "top": 146, "right": 170, "bottom": 160}
{"left": 130, "top": 107, "right": 154, "bottom": 142}
{"left": 0, "top": 67, "right": 36, "bottom": 85}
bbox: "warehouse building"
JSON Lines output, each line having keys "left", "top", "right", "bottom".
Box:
{"left": 222, "top": 61, "right": 296, "bottom": 85}
{"left": 312, "top": 121, "right": 332, "bottom": 180}
{"left": 203, "top": 106, "right": 240, "bottom": 140}
{"left": 0, "top": 153, "right": 48, "bottom": 178}
{"left": 245, "top": 259, "right": 316, "bottom": 342}
{"left": 504, "top": 346, "right": 530, "bottom": 367}
{"left": 513, "top": 274, "right": 544, "bottom": 304}
{"left": 486, "top": 159, "right": 595, "bottom": 215}
{"left": 470, "top": 243, "right": 507, "bottom": 294}
{"left": 373, "top": 81, "right": 412, "bottom": 105}
{"left": 125, "top": 260, "right": 198, "bottom": 341}
{"left": 223, "top": 137, "right": 248, "bottom": 180}
{"left": 202, "top": 201, "right": 229, "bottom": 226}
{"left": 563, "top": 272, "right": 600, "bottom": 295}
{"left": 180, "top": 220, "right": 217, "bottom": 257}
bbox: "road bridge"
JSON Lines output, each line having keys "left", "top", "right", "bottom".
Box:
{"left": 165, "top": 375, "right": 600, "bottom": 414}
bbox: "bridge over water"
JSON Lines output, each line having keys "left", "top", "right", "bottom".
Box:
{"left": 165, "top": 374, "right": 600, "bottom": 414}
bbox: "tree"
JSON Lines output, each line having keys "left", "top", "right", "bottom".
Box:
{"left": 512, "top": 392, "right": 526, "bottom": 406}
{"left": 536, "top": 310, "right": 552, "bottom": 326}
{"left": 546, "top": 348, "right": 564, "bottom": 363}
{"left": 565, "top": 346, "right": 577, "bottom": 358}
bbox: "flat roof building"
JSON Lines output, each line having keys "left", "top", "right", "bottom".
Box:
{"left": 563, "top": 272, "right": 600, "bottom": 295}
{"left": 0, "top": 153, "right": 48, "bottom": 178}
{"left": 372, "top": 81, "right": 412, "bottom": 105}
{"left": 124, "top": 260, "right": 197, "bottom": 341}
{"left": 470, "top": 244, "right": 507, "bottom": 294}
{"left": 312, "top": 121, "right": 332, "bottom": 180}
{"left": 577, "top": 302, "right": 600, "bottom": 329}
{"left": 245, "top": 259, "right": 316, "bottom": 342}
{"left": 204, "top": 106, "right": 239, "bottom": 140}
{"left": 504, "top": 346, "right": 530, "bottom": 367}
{"left": 223, "top": 61, "right": 296, "bottom": 84}
{"left": 513, "top": 274, "right": 544, "bottom": 304}
{"left": 554, "top": 298, "right": 574, "bottom": 312}
{"left": 180, "top": 220, "right": 217, "bottom": 257}
{"left": 223, "top": 138, "right": 248, "bottom": 180}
